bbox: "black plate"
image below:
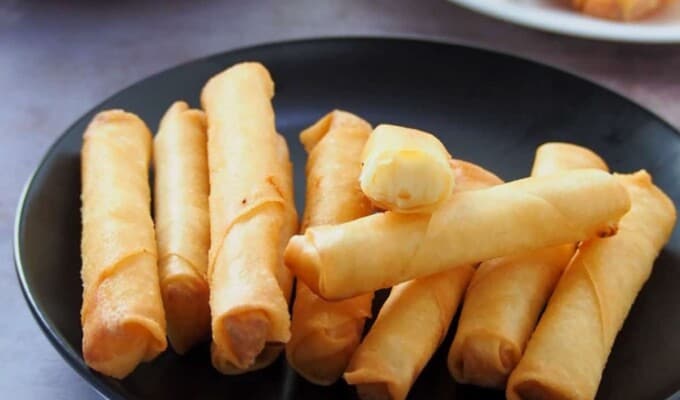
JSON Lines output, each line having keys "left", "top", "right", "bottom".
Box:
{"left": 14, "top": 38, "right": 680, "bottom": 400}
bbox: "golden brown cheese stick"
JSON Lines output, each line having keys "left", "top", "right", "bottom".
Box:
{"left": 80, "top": 110, "right": 166, "bottom": 379}
{"left": 286, "top": 110, "right": 374, "bottom": 385}
{"left": 210, "top": 184, "right": 299, "bottom": 375}
{"left": 359, "top": 124, "right": 454, "bottom": 214}
{"left": 344, "top": 162, "right": 502, "bottom": 400}
{"left": 507, "top": 170, "right": 676, "bottom": 400}
{"left": 201, "top": 62, "right": 298, "bottom": 373}
{"left": 285, "top": 168, "right": 630, "bottom": 300}
{"left": 345, "top": 268, "right": 473, "bottom": 400}
{"left": 153, "top": 101, "right": 210, "bottom": 354}
{"left": 448, "top": 143, "right": 609, "bottom": 388}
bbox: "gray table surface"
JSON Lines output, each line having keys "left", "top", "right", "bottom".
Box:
{"left": 2, "top": 0, "right": 679, "bottom": 399}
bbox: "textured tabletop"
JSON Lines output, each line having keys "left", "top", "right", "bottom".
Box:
{"left": 1, "top": 0, "right": 679, "bottom": 398}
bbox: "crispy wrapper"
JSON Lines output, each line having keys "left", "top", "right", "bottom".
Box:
{"left": 507, "top": 170, "right": 676, "bottom": 400}
{"left": 286, "top": 110, "right": 375, "bottom": 385}
{"left": 345, "top": 268, "right": 473, "bottom": 400}
{"left": 153, "top": 101, "right": 210, "bottom": 354}
{"left": 286, "top": 169, "right": 630, "bottom": 300}
{"left": 448, "top": 142, "right": 609, "bottom": 388}
{"left": 201, "top": 62, "right": 297, "bottom": 372}
{"left": 344, "top": 161, "right": 501, "bottom": 400}
{"left": 81, "top": 110, "right": 167, "bottom": 378}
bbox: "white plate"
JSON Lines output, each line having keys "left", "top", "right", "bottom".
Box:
{"left": 449, "top": 0, "right": 680, "bottom": 43}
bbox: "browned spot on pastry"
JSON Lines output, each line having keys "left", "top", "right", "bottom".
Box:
{"left": 597, "top": 224, "right": 618, "bottom": 238}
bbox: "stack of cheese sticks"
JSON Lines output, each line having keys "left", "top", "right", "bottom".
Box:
{"left": 79, "top": 62, "right": 676, "bottom": 400}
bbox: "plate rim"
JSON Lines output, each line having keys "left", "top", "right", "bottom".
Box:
{"left": 13, "top": 35, "right": 680, "bottom": 400}
{"left": 449, "top": 0, "right": 680, "bottom": 43}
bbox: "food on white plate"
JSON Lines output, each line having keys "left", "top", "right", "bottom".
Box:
{"left": 571, "top": 0, "right": 671, "bottom": 21}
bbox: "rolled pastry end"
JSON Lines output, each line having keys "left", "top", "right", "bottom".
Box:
{"left": 356, "top": 383, "right": 392, "bottom": 400}
{"left": 448, "top": 332, "right": 521, "bottom": 389}
{"left": 212, "top": 341, "right": 284, "bottom": 375}
{"left": 360, "top": 124, "right": 454, "bottom": 214}
{"left": 532, "top": 142, "right": 609, "bottom": 177}
{"left": 81, "top": 255, "right": 167, "bottom": 379}
{"left": 224, "top": 310, "right": 270, "bottom": 368}
{"left": 509, "top": 377, "right": 571, "bottom": 400}
{"left": 201, "top": 62, "right": 274, "bottom": 108}
{"left": 299, "top": 109, "right": 371, "bottom": 153}
{"left": 160, "top": 262, "right": 211, "bottom": 354}
{"left": 83, "top": 321, "right": 161, "bottom": 379}
{"left": 284, "top": 235, "right": 325, "bottom": 297}
{"left": 345, "top": 369, "right": 395, "bottom": 400}
{"left": 287, "top": 320, "right": 362, "bottom": 385}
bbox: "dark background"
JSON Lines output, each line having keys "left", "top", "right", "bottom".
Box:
{"left": 2, "top": 1, "right": 680, "bottom": 399}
